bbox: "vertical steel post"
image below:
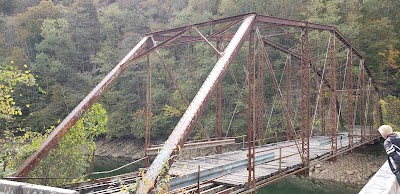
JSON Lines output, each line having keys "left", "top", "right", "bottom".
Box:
{"left": 247, "top": 30, "right": 256, "bottom": 191}
{"left": 368, "top": 80, "right": 373, "bottom": 140}
{"left": 321, "top": 85, "right": 326, "bottom": 136}
{"left": 359, "top": 60, "right": 365, "bottom": 142}
{"left": 329, "top": 33, "right": 337, "bottom": 161}
{"left": 145, "top": 54, "right": 152, "bottom": 167}
{"left": 300, "top": 28, "right": 310, "bottom": 175}
{"left": 347, "top": 49, "right": 354, "bottom": 148}
{"left": 376, "top": 94, "right": 381, "bottom": 135}
{"left": 286, "top": 56, "right": 292, "bottom": 140}
{"left": 257, "top": 46, "right": 265, "bottom": 145}
{"left": 216, "top": 41, "right": 223, "bottom": 154}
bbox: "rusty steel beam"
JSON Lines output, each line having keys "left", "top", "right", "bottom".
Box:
{"left": 329, "top": 33, "right": 337, "bottom": 161}
{"left": 256, "top": 45, "right": 265, "bottom": 145}
{"left": 347, "top": 49, "right": 354, "bottom": 148}
{"left": 154, "top": 18, "right": 243, "bottom": 47}
{"left": 285, "top": 56, "right": 292, "bottom": 141}
{"left": 216, "top": 41, "right": 223, "bottom": 154}
{"left": 321, "top": 85, "right": 326, "bottom": 136}
{"left": 13, "top": 36, "right": 152, "bottom": 178}
{"left": 256, "top": 15, "right": 336, "bottom": 31}
{"left": 247, "top": 29, "right": 256, "bottom": 192}
{"left": 256, "top": 30, "right": 303, "bottom": 160}
{"left": 145, "top": 139, "right": 235, "bottom": 156}
{"left": 256, "top": 15, "right": 378, "bottom": 90}
{"left": 145, "top": 13, "right": 251, "bottom": 36}
{"left": 194, "top": 26, "right": 222, "bottom": 55}
{"left": 263, "top": 38, "right": 332, "bottom": 89}
{"left": 136, "top": 14, "right": 256, "bottom": 193}
{"left": 359, "top": 60, "right": 366, "bottom": 143}
{"left": 367, "top": 78, "right": 373, "bottom": 140}
{"left": 256, "top": 15, "right": 364, "bottom": 59}
{"left": 152, "top": 35, "right": 228, "bottom": 42}
{"left": 150, "top": 38, "right": 211, "bottom": 140}
{"left": 300, "top": 28, "right": 310, "bottom": 174}
{"left": 144, "top": 54, "right": 152, "bottom": 168}
{"left": 15, "top": 26, "right": 194, "bottom": 177}
{"left": 150, "top": 14, "right": 376, "bottom": 90}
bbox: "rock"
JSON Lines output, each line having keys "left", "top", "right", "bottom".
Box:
{"left": 370, "top": 167, "right": 379, "bottom": 173}
{"left": 345, "top": 170, "right": 354, "bottom": 175}
{"left": 315, "top": 169, "right": 320, "bottom": 174}
{"left": 320, "top": 169, "right": 328, "bottom": 174}
{"left": 316, "top": 164, "right": 321, "bottom": 168}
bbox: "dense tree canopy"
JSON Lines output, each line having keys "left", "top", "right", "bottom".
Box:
{"left": 1, "top": 0, "right": 399, "bottom": 144}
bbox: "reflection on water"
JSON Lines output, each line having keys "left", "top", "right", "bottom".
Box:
{"left": 258, "top": 176, "right": 362, "bottom": 194}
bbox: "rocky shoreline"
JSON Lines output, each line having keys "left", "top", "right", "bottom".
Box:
{"left": 309, "top": 145, "right": 387, "bottom": 186}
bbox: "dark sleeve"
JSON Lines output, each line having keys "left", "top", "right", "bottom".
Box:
{"left": 388, "top": 156, "right": 397, "bottom": 173}
{"left": 385, "top": 138, "right": 400, "bottom": 173}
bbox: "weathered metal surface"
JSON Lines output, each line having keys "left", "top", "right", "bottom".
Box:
{"left": 263, "top": 38, "right": 332, "bottom": 89}
{"left": 145, "top": 13, "right": 250, "bottom": 36}
{"left": 300, "top": 28, "right": 310, "bottom": 173}
{"left": 256, "top": 15, "right": 335, "bottom": 31}
{"left": 145, "top": 139, "right": 235, "bottom": 156}
{"left": 15, "top": 25, "right": 194, "bottom": 178}
{"left": 216, "top": 41, "right": 223, "bottom": 154}
{"left": 359, "top": 60, "right": 366, "bottom": 142}
{"left": 329, "top": 33, "right": 338, "bottom": 161}
{"left": 13, "top": 36, "right": 152, "bottom": 178}
{"left": 136, "top": 14, "right": 256, "bottom": 193}
{"left": 144, "top": 54, "right": 152, "bottom": 168}
{"left": 247, "top": 29, "right": 256, "bottom": 192}
{"left": 0, "top": 180, "right": 78, "bottom": 194}
{"left": 286, "top": 56, "right": 292, "bottom": 141}
{"left": 256, "top": 40, "right": 265, "bottom": 145}
{"left": 347, "top": 49, "right": 354, "bottom": 148}
{"left": 257, "top": 31, "right": 299, "bottom": 157}
{"left": 168, "top": 152, "right": 275, "bottom": 191}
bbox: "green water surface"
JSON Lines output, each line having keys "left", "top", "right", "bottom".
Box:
{"left": 257, "top": 177, "right": 361, "bottom": 194}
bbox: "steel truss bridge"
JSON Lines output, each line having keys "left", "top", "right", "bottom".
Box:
{"left": 12, "top": 13, "right": 381, "bottom": 193}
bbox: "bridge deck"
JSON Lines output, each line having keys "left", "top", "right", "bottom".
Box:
{"left": 169, "top": 134, "right": 356, "bottom": 187}
{"left": 65, "top": 130, "right": 377, "bottom": 193}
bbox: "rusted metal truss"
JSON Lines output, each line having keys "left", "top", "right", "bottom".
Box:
{"left": 329, "top": 33, "right": 337, "bottom": 161}
{"left": 300, "top": 28, "right": 311, "bottom": 170}
{"left": 15, "top": 13, "right": 379, "bottom": 193}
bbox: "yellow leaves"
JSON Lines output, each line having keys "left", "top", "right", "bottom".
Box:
{"left": 163, "top": 104, "right": 183, "bottom": 118}
{"left": 1, "top": 61, "right": 36, "bottom": 120}
{"left": 388, "top": 48, "right": 400, "bottom": 69}
{"left": 25, "top": 104, "right": 30, "bottom": 108}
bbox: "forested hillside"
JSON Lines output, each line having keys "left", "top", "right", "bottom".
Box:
{"left": 1, "top": 0, "right": 400, "bottom": 141}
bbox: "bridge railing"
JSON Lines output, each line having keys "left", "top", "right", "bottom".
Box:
{"left": 359, "top": 161, "right": 399, "bottom": 194}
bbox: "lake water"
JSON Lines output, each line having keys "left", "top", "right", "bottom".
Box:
{"left": 93, "top": 156, "right": 362, "bottom": 193}
{"left": 257, "top": 176, "right": 361, "bottom": 194}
